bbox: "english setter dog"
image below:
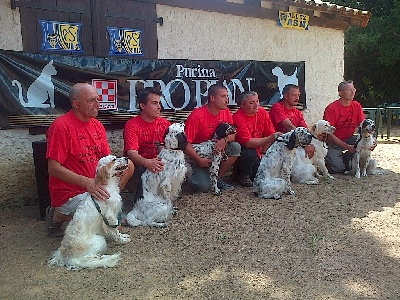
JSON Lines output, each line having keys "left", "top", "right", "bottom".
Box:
{"left": 292, "top": 120, "right": 336, "bottom": 184}
{"left": 48, "top": 155, "right": 131, "bottom": 270}
{"left": 253, "top": 127, "right": 312, "bottom": 199}
{"left": 351, "top": 118, "right": 377, "bottom": 178}
{"left": 190, "top": 122, "right": 237, "bottom": 195}
{"left": 125, "top": 123, "right": 188, "bottom": 227}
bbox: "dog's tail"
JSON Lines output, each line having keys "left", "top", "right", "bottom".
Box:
{"left": 48, "top": 250, "right": 121, "bottom": 270}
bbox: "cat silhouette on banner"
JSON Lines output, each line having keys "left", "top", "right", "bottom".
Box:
{"left": 12, "top": 60, "right": 57, "bottom": 108}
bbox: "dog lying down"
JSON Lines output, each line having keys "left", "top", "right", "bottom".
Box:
{"left": 48, "top": 155, "right": 131, "bottom": 270}
{"left": 125, "top": 123, "right": 188, "bottom": 227}
{"left": 291, "top": 120, "right": 336, "bottom": 184}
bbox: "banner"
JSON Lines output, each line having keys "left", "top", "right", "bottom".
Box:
{"left": 0, "top": 50, "right": 305, "bottom": 123}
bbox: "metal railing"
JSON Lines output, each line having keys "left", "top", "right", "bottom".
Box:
{"left": 363, "top": 107, "right": 400, "bottom": 139}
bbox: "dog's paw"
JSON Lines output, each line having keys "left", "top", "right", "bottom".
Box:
{"left": 305, "top": 179, "right": 319, "bottom": 185}
{"left": 118, "top": 233, "right": 131, "bottom": 244}
{"left": 272, "top": 194, "right": 282, "bottom": 200}
{"left": 214, "top": 190, "right": 222, "bottom": 196}
{"left": 355, "top": 172, "right": 361, "bottom": 178}
{"left": 153, "top": 222, "right": 167, "bottom": 228}
{"left": 287, "top": 190, "right": 295, "bottom": 195}
{"left": 326, "top": 174, "right": 334, "bottom": 179}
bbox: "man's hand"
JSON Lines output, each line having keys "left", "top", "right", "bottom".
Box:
{"left": 194, "top": 157, "right": 210, "bottom": 168}
{"left": 304, "top": 144, "right": 316, "bottom": 159}
{"left": 145, "top": 157, "right": 165, "bottom": 173}
{"left": 214, "top": 138, "right": 227, "bottom": 154}
{"left": 87, "top": 178, "right": 110, "bottom": 201}
{"left": 346, "top": 144, "right": 356, "bottom": 154}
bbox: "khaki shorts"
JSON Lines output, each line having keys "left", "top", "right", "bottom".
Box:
{"left": 57, "top": 193, "right": 87, "bottom": 215}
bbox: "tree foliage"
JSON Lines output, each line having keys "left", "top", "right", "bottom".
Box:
{"left": 328, "top": 0, "right": 400, "bottom": 106}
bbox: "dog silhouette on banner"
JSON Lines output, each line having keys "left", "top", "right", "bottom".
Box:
{"left": 12, "top": 60, "right": 57, "bottom": 108}
{"left": 268, "top": 66, "right": 298, "bottom": 105}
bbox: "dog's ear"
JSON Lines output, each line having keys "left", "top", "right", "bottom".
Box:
{"left": 311, "top": 124, "right": 317, "bottom": 135}
{"left": 215, "top": 123, "right": 228, "bottom": 139}
{"left": 358, "top": 123, "right": 363, "bottom": 135}
{"left": 96, "top": 165, "right": 110, "bottom": 183}
{"left": 286, "top": 131, "right": 296, "bottom": 150}
{"left": 177, "top": 133, "right": 188, "bottom": 151}
{"left": 164, "top": 127, "right": 170, "bottom": 140}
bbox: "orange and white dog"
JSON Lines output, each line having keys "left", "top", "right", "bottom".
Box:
{"left": 48, "top": 155, "right": 131, "bottom": 270}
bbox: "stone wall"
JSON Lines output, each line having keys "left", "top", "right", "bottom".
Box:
{"left": 0, "top": 0, "right": 23, "bottom": 51}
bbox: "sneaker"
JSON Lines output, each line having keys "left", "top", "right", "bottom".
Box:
{"left": 238, "top": 174, "right": 253, "bottom": 187}
{"left": 45, "top": 206, "right": 64, "bottom": 238}
{"left": 217, "top": 179, "right": 235, "bottom": 191}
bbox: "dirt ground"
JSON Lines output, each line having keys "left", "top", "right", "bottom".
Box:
{"left": 1, "top": 133, "right": 399, "bottom": 300}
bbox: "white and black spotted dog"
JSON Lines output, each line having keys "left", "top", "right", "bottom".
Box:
{"left": 350, "top": 118, "right": 377, "bottom": 178}
{"left": 125, "top": 123, "right": 188, "bottom": 227}
{"left": 253, "top": 127, "right": 313, "bottom": 199}
{"left": 190, "top": 122, "right": 237, "bottom": 195}
{"left": 292, "top": 120, "right": 336, "bottom": 184}
{"left": 48, "top": 155, "right": 131, "bottom": 270}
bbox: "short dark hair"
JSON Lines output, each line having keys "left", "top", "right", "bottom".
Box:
{"left": 208, "top": 84, "right": 227, "bottom": 101}
{"left": 137, "top": 87, "right": 163, "bottom": 110}
{"left": 282, "top": 84, "right": 299, "bottom": 95}
{"left": 238, "top": 91, "right": 258, "bottom": 106}
{"left": 338, "top": 80, "right": 353, "bottom": 91}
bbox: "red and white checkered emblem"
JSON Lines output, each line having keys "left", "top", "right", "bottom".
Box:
{"left": 92, "top": 79, "right": 118, "bottom": 110}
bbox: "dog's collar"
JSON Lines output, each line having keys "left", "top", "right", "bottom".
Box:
{"left": 312, "top": 134, "right": 328, "bottom": 149}
{"left": 91, "top": 195, "right": 121, "bottom": 228}
{"left": 156, "top": 142, "right": 181, "bottom": 151}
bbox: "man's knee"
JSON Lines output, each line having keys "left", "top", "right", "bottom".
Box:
{"left": 188, "top": 163, "right": 211, "bottom": 192}
{"left": 226, "top": 142, "right": 241, "bottom": 157}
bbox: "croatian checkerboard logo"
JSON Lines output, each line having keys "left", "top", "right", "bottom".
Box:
{"left": 92, "top": 79, "right": 118, "bottom": 110}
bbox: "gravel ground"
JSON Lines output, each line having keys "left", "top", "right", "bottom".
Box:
{"left": 0, "top": 139, "right": 399, "bottom": 300}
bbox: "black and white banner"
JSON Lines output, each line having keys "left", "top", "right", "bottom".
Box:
{"left": 0, "top": 50, "right": 305, "bottom": 118}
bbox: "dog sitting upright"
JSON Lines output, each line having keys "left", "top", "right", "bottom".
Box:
{"left": 48, "top": 155, "right": 131, "bottom": 270}
{"left": 125, "top": 123, "right": 188, "bottom": 227}
{"left": 351, "top": 118, "right": 377, "bottom": 178}
{"left": 190, "top": 122, "right": 237, "bottom": 195}
{"left": 253, "top": 127, "right": 313, "bottom": 199}
{"left": 292, "top": 120, "right": 336, "bottom": 184}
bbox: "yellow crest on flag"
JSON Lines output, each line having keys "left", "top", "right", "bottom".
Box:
{"left": 123, "top": 30, "right": 142, "bottom": 54}
{"left": 58, "top": 24, "right": 80, "bottom": 50}
{"left": 278, "top": 11, "right": 309, "bottom": 30}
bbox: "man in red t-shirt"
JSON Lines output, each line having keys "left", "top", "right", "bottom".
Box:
{"left": 124, "top": 87, "right": 171, "bottom": 201}
{"left": 233, "top": 91, "right": 279, "bottom": 187}
{"left": 185, "top": 84, "right": 240, "bottom": 192}
{"left": 46, "top": 83, "right": 134, "bottom": 237}
{"left": 323, "top": 80, "right": 372, "bottom": 173}
{"left": 269, "top": 84, "right": 315, "bottom": 158}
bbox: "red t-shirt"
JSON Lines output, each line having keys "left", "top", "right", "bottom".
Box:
{"left": 233, "top": 107, "right": 275, "bottom": 156}
{"left": 323, "top": 99, "right": 364, "bottom": 141}
{"left": 185, "top": 105, "right": 234, "bottom": 143}
{"left": 124, "top": 115, "right": 171, "bottom": 159}
{"left": 46, "top": 111, "right": 111, "bottom": 207}
{"left": 269, "top": 101, "right": 307, "bottom": 133}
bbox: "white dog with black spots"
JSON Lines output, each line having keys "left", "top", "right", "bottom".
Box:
{"left": 253, "top": 127, "right": 313, "bottom": 199}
